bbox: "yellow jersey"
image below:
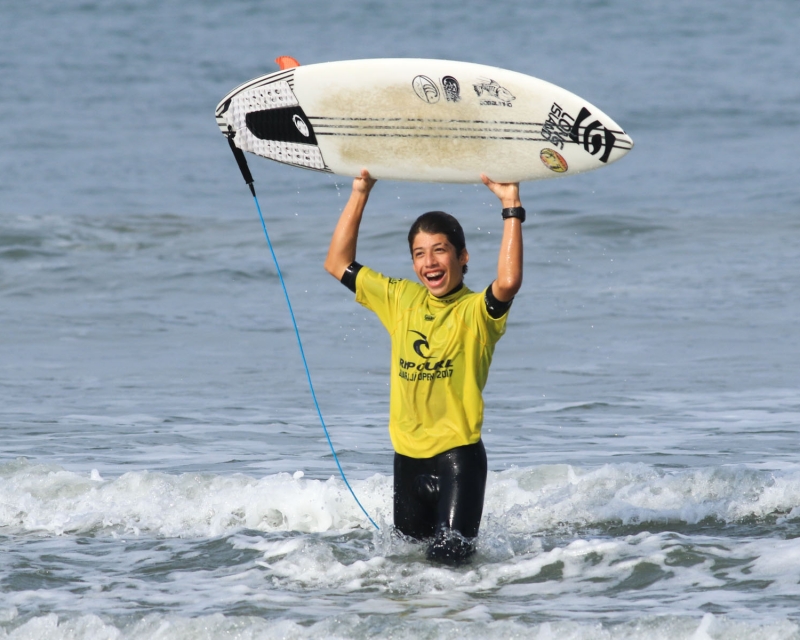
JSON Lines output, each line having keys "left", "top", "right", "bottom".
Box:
{"left": 355, "top": 266, "right": 508, "bottom": 458}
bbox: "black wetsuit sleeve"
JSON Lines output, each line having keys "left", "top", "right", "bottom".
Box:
{"left": 485, "top": 284, "right": 513, "bottom": 319}
{"left": 340, "top": 261, "right": 363, "bottom": 293}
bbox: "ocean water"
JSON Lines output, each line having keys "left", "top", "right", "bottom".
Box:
{"left": 2, "top": 0, "right": 800, "bottom": 638}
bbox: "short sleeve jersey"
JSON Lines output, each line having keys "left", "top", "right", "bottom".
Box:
{"left": 355, "top": 266, "right": 508, "bottom": 459}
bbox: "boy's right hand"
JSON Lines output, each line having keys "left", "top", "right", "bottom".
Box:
{"left": 353, "top": 169, "right": 377, "bottom": 195}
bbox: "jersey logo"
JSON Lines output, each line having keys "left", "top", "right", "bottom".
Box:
{"left": 399, "top": 330, "right": 455, "bottom": 382}
{"left": 409, "top": 330, "right": 432, "bottom": 359}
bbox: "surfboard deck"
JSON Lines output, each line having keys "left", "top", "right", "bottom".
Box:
{"left": 215, "top": 58, "right": 633, "bottom": 183}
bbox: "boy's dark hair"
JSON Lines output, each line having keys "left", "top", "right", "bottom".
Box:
{"left": 407, "top": 211, "right": 468, "bottom": 274}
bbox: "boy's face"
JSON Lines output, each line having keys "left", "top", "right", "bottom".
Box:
{"left": 411, "top": 232, "right": 468, "bottom": 297}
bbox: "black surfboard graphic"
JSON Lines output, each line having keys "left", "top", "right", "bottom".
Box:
{"left": 246, "top": 106, "right": 318, "bottom": 146}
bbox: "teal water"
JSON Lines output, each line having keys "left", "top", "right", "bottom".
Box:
{"left": 1, "top": 0, "right": 799, "bottom": 637}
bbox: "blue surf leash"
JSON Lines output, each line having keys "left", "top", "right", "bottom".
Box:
{"left": 226, "top": 136, "right": 379, "bottom": 530}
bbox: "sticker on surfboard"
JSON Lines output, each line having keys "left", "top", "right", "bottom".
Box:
{"left": 215, "top": 58, "right": 633, "bottom": 183}
{"left": 540, "top": 148, "right": 568, "bottom": 173}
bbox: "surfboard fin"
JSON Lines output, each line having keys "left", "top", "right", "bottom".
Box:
{"left": 275, "top": 56, "right": 300, "bottom": 70}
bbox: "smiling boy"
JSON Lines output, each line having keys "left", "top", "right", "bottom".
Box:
{"left": 324, "top": 170, "right": 524, "bottom": 563}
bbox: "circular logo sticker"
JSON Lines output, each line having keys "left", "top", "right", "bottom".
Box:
{"left": 540, "top": 148, "right": 568, "bottom": 173}
{"left": 292, "top": 114, "right": 310, "bottom": 137}
{"left": 412, "top": 75, "right": 440, "bottom": 104}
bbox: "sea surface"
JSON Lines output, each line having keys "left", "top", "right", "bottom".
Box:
{"left": 2, "top": 1, "right": 800, "bottom": 638}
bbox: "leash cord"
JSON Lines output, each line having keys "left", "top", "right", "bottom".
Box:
{"left": 224, "top": 136, "right": 378, "bottom": 529}
{"left": 250, "top": 192, "right": 379, "bottom": 531}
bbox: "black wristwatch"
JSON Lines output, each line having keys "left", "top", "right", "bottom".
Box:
{"left": 501, "top": 207, "right": 526, "bottom": 223}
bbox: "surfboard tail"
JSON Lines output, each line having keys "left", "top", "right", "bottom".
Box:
{"left": 215, "top": 65, "right": 331, "bottom": 174}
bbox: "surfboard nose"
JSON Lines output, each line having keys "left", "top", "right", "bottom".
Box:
{"left": 609, "top": 128, "right": 634, "bottom": 164}
{"left": 564, "top": 106, "right": 633, "bottom": 166}
{"left": 614, "top": 125, "right": 634, "bottom": 154}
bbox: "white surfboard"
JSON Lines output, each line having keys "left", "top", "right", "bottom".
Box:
{"left": 215, "top": 58, "right": 633, "bottom": 183}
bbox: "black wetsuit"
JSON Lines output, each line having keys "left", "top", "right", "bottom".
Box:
{"left": 394, "top": 440, "right": 487, "bottom": 564}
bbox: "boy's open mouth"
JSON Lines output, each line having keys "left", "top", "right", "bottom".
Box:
{"left": 425, "top": 271, "right": 445, "bottom": 285}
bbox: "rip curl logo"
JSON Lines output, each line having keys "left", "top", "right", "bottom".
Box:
{"left": 473, "top": 78, "right": 515, "bottom": 107}
{"left": 409, "top": 330, "right": 432, "bottom": 359}
{"left": 412, "top": 75, "right": 440, "bottom": 104}
{"left": 399, "top": 330, "right": 455, "bottom": 382}
{"left": 292, "top": 114, "right": 309, "bottom": 137}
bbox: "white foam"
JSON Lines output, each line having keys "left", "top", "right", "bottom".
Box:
{"left": 484, "top": 462, "right": 800, "bottom": 531}
{"left": 0, "top": 612, "right": 797, "bottom": 640}
{"left": 219, "top": 526, "right": 800, "bottom": 624}
{"left": 4, "top": 479, "right": 800, "bottom": 637}
{"left": 3, "top": 458, "right": 800, "bottom": 538}
{"left": 0, "top": 458, "right": 391, "bottom": 537}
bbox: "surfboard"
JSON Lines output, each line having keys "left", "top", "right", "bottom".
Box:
{"left": 215, "top": 58, "right": 633, "bottom": 183}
